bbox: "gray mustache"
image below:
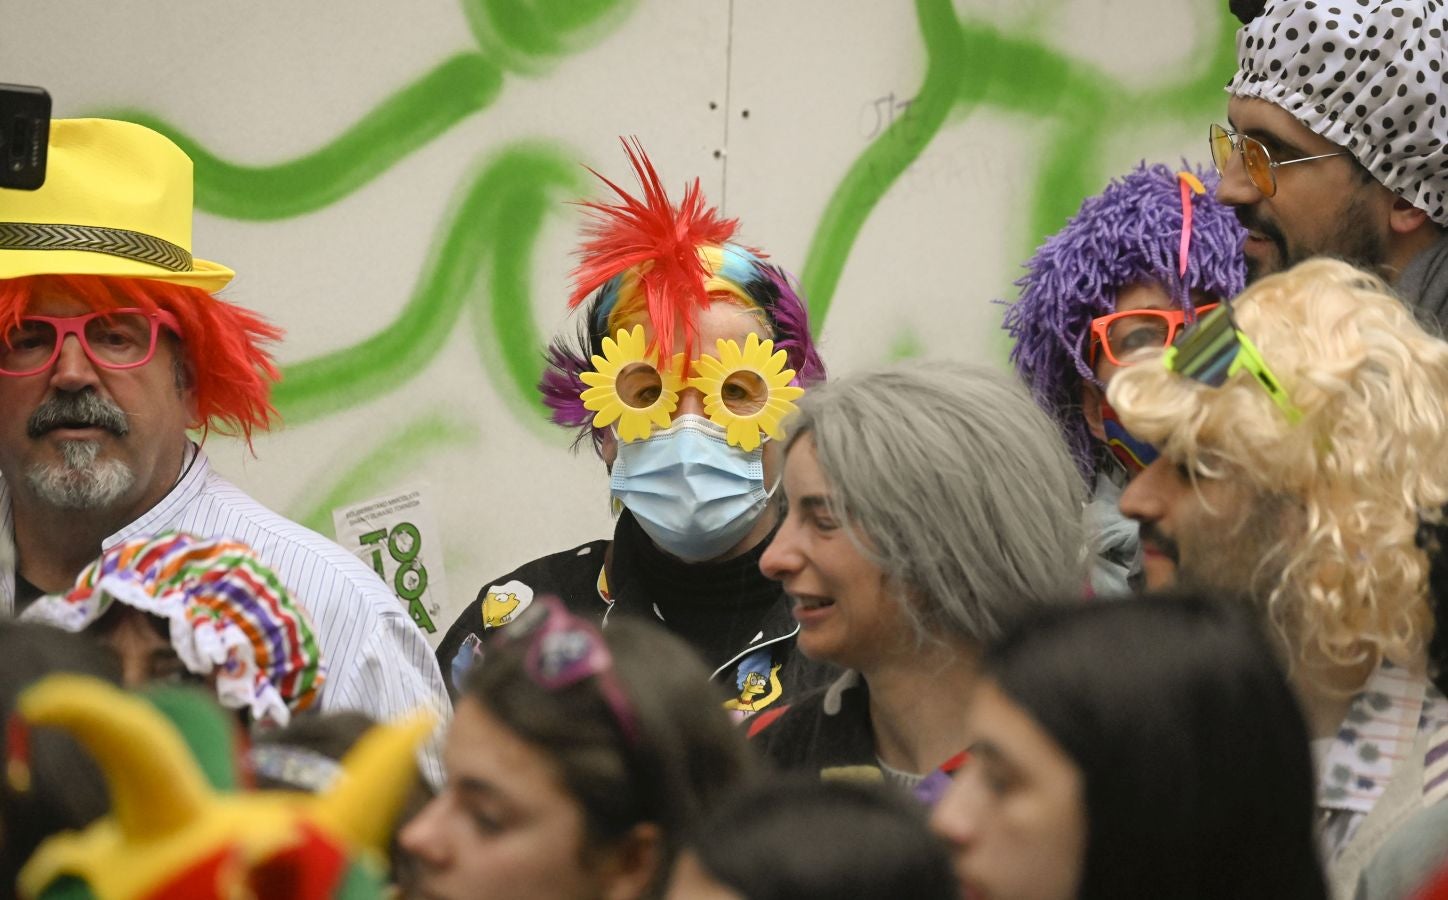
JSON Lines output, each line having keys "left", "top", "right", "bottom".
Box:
{"left": 27, "top": 391, "right": 130, "bottom": 438}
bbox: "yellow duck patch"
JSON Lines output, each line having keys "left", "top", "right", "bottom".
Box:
{"left": 481, "top": 580, "right": 533, "bottom": 630}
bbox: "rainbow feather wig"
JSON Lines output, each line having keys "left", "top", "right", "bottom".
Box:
{"left": 540, "top": 139, "right": 824, "bottom": 452}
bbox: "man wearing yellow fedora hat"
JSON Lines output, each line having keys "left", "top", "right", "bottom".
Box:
{"left": 0, "top": 118, "right": 449, "bottom": 783}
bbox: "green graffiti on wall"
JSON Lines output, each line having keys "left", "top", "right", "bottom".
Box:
{"left": 267, "top": 145, "right": 586, "bottom": 428}
{"left": 110, "top": 55, "right": 505, "bottom": 222}
{"left": 92, "top": 0, "right": 1241, "bottom": 515}
{"left": 800, "top": 0, "right": 1241, "bottom": 325}
{"left": 292, "top": 413, "right": 481, "bottom": 535}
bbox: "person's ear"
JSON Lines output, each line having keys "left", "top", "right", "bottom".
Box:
{"left": 1388, "top": 197, "right": 1431, "bottom": 236}
{"left": 1082, "top": 381, "right": 1106, "bottom": 442}
{"left": 600, "top": 429, "right": 618, "bottom": 472}
{"left": 170, "top": 345, "right": 202, "bottom": 428}
{"left": 597, "top": 822, "right": 662, "bottom": 900}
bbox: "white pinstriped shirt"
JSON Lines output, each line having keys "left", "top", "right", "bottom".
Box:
{"left": 0, "top": 444, "right": 449, "bottom": 787}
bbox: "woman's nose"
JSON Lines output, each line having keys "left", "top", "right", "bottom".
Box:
{"left": 675, "top": 386, "right": 706, "bottom": 418}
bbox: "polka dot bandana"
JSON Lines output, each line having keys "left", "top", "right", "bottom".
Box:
{"left": 1228, "top": 0, "right": 1448, "bottom": 225}
{"left": 21, "top": 532, "right": 326, "bottom": 726}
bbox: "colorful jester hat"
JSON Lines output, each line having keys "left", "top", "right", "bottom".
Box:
{"left": 21, "top": 533, "right": 324, "bottom": 727}
{"left": 11, "top": 675, "right": 431, "bottom": 900}
{"left": 539, "top": 138, "right": 826, "bottom": 452}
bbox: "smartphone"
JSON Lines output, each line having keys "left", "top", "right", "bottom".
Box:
{"left": 0, "top": 83, "right": 51, "bottom": 190}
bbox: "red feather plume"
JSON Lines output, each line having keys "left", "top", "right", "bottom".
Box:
{"left": 568, "top": 137, "right": 739, "bottom": 368}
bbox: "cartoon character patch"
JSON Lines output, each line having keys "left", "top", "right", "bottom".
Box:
{"left": 595, "top": 565, "right": 613, "bottom": 606}
{"left": 481, "top": 580, "right": 533, "bottom": 630}
{"left": 723, "top": 648, "right": 782, "bottom": 720}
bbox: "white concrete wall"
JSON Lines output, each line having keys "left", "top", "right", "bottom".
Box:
{"left": 1, "top": 0, "right": 1239, "bottom": 640}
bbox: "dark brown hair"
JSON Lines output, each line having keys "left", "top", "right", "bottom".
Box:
{"left": 460, "top": 616, "right": 757, "bottom": 892}
{"left": 0, "top": 622, "right": 121, "bottom": 899}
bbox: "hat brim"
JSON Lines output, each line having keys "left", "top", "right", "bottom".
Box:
{"left": 0, "top": 250, "right": 234, "bottom": 294}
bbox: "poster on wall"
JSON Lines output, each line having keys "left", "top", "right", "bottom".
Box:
{"left": 333, "top": 485, "right": 448, "bottom": 639}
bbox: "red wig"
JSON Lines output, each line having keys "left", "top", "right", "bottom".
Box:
{"left": 0, "top": 275, "right": 281, "bottom": 445}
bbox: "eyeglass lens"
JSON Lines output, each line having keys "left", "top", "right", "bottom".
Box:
{"left": 616, "top": 363, "right": 665, "bottom": 409}
{"left": 1106, "top": 314, "right": 1174, "bottom": 362}
{"left": 718, "top": 370, "right": 768, "bottom": 415}
{"left": 0, "top": 313, "right": 156, "bottom": 375}
{"left": 1209, "top": 125, "right": 1276, "bottom": 197}
{"left": 1168, "top": 305, "right": 1237, "bottom": 387}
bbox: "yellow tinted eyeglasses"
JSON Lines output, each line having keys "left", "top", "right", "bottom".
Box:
{"left": 579, "top": 325, "right": 805, "bottom": 451}
{"left": 1208, "top": 123, "right": 1346, "bottom": 198}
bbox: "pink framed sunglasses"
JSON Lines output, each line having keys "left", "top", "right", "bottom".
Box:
{"left": 0, "top": 308, "right": 182, "bottom": 377}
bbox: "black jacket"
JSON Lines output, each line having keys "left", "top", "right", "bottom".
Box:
{"left": 749, "top": 670, "right": 969, "bottom": 800}
{"left": 747, "top": 670, "right": 881, "bottom": 777}
{"left": 436, "top": 510, "right": 835, "bottom": 720}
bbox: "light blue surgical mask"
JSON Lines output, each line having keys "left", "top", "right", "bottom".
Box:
{"left": 610, "top": 414, "right": 775, "bottom": 562}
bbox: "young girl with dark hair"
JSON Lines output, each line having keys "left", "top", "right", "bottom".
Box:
{"left": 932, "top": 593, "right": 1328, "bottom": 900}
{"left": 401, "top": 597, "right": 757, "bottom": 900}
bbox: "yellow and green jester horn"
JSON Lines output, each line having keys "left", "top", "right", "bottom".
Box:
{"left": 14, "top": 675, "right": 431, "bottom": 900}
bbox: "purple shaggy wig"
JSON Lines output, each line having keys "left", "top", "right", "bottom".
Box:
{"left": 1002, "top": 162, "right": 1246, "bottom": 480}
{"left": 539, "top": 258, "right": 825, "bottom": 455}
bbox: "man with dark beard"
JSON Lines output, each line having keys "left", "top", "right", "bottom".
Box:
{"left": 0, "top": 119, "right": 449, "bottom": 784}
{"left": 1110, "top": 259, "right": 1448, "bottom": 897}
{"left": 1214, "top": 0, "right": 1448, "bottom": 327}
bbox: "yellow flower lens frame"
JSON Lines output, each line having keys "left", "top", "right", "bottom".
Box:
{"left": 689, "top": 334, "right": 805, "bottom": 452}
{"left": 579, "top": 328, "right": 805, "bottom": 449}
{"left": 579, "top": 325, "right": 683, "bottom": 442}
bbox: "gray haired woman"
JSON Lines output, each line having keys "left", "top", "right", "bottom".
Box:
{"left": 750, "top": 359, "right": 1086, "bottom": 788}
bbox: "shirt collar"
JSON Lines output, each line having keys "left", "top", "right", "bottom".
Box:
{"left": 104, "top": 441, "right": 205, "bottom": 550}
{"left": 822, "top": 669, "right": 865, "bottom": 716}
{"left": 1318, "top": 661, "right": 1448, "bottom": 814}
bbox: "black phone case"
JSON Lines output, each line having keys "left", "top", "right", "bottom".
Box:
{"left": 0, "top": 84, "right": 52, "bottom": 191}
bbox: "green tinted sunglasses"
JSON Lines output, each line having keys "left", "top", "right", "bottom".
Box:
{"left": 1162, "top": 304, "right": 1302, "bottom": 424}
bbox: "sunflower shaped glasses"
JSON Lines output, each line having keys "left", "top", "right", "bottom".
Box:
{"left": 579, "top": 325, "right": 804, "bottom": 450}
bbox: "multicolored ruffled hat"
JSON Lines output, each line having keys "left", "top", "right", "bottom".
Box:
{"left": 10, "top": 675, "right": 430, "bottom": 900}
{"left": 21, "top": 533, "right": 325, "bottom": 726}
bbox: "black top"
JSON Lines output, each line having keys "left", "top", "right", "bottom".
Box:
{"left": 749, "top": 670, "right": 969, "bottom": 798}
{"left": 747, "top": 670, "right": 881, "bottom": 777}
{"left": 436, "top": 510, "right": 836, "bottom": 721}
{"left": 14, "top": 572, "right": 42, "bottom": 612}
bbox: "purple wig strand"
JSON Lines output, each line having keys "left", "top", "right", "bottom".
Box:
{"left": 1002, "top": 162, "right": 1246, "bottom": 480}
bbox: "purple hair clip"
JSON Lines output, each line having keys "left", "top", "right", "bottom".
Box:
{"left": 500, "top": 596, "right": 640, "bottom": 747}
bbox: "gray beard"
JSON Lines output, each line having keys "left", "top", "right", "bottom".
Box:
{"left": 24, "top": 440, "right": 135, "bottom": 510}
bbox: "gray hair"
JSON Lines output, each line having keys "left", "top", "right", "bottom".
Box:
{"left": 788, "top": 359, "right": 1086, "bottom": 646}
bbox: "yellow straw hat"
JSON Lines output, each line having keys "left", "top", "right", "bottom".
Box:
{"left": 0, "top": 118, "right": 233, "bottom": 292}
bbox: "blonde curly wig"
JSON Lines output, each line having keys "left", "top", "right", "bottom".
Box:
{"left": 1109, "top": 258, "right": 1448, "bottom": 672}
